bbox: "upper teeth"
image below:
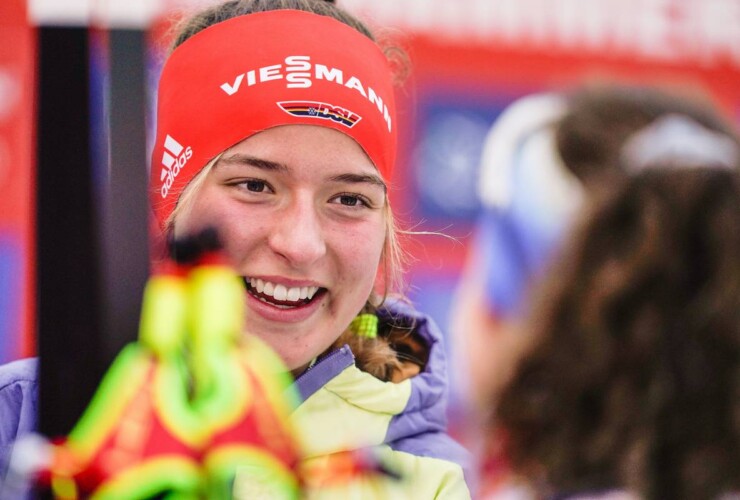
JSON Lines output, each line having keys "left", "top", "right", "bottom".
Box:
{"left": 249, "top": 278, "right": 319, "bottom": 302}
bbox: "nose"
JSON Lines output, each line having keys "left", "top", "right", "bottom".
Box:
{"left": 268, "top": 195, "right": 327, "bottom": 266}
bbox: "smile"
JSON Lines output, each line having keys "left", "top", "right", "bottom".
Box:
{"left": 243, "top": 277, "right": 324, "bottom": 308}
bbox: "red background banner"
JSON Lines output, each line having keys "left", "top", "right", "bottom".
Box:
{"left": 0, "top": 0, "right": 35, "bottom": 363}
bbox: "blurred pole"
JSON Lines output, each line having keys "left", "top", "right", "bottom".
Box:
{"left": 102, "top": 27, "right": 150, "bottom": 364}
{"left": 36, "top": 25, "right": 104, "bottom": 438}
{"left": 34, "top": 2, "right": 151, "bottom": 441}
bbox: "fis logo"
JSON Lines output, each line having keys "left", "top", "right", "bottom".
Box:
{"left": 277, "top": 101, "right": 362, "bottom": 128}
{"left": 159, "top": 135, "right": 192, "bottom": 199}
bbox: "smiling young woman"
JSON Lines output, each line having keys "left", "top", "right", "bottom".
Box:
{"left": 149, "top": 0, "right": 470, "bottom": 497}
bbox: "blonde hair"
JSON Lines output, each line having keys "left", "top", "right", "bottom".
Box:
{"left": 165, "top": 154, "right": 221, "bottom": 236}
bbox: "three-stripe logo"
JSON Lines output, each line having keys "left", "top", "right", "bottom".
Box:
{"left": 159, "top": 134, "right": 192, "bottom": 199}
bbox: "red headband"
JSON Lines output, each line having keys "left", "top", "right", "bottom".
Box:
{"left": 151, "top": 10, "right": 398, "bottom": 228}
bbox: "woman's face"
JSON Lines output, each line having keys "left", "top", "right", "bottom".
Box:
{"left": 175, "top": 125, "right": 387, "bottom": 374}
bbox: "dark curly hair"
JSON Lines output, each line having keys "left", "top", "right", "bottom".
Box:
{"left": 555, "top": 85, "right": 740, "bottom": 185}
{"left": 494, "top": 166, "right": 740, "bottom": 500}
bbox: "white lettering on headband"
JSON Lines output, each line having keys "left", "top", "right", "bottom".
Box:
{"left": 220, "top": 55, "right": 392, "bottom": 133}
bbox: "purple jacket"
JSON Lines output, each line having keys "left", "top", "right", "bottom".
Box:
{"left": 0, "top": 357, "right": 38, "bottom": 494}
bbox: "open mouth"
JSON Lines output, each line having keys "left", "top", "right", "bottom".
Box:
{"left": 243, "top": 277, "right": 325, "bottom": 309}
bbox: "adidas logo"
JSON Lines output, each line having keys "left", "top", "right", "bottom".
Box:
{"left": 159, "top": 134, "right": 192, "bottom": 199}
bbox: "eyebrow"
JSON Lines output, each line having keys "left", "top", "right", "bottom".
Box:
{"left": 217, "top": 153, "right": 289, "bottom": 173}
{"left": 217, "top": 153, "right": 387, "bottom": 193}
{"left": 330, "top": 173, "right": 387, "bottom": 193}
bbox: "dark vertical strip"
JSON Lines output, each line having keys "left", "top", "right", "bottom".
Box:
{"left": 102, "top": 29, "right": 149, "bottom": 359}
{"left": 36, "top": 27, "right": 103, "bottom": 437}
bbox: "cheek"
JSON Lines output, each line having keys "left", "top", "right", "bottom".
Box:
{"left": 335, "top": 224, "right": 385, "bottom": 284}
{"left": 215, "top": 215, "right": 275, "bottom": 267}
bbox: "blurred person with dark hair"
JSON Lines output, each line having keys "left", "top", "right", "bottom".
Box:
{"left": 448, "top": 84, "right": 740, "bottom": 496}
{"left": 492, "top": 118, "right": 740, "bottom": 499}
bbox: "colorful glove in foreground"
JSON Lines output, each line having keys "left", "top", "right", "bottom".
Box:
{"left": 41, "top": 232, "right": 301, "bottom": 499}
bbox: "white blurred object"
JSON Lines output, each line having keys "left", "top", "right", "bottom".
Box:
{"left": 29, "top": 0, "right": 162, "bottom": 27}
{"left": 477, "top": 93, "right": 569, "bottom": 208}
{"left": 477, "top": 92, "right": 584, "bottom": 233}
{"left": 28, "top": 0, "right": 94, "bottom": 26}
{"left": 1, "top": 433, "right": 53, "bottom": 498}
{"left": 621, "top": 114, "right": 740, "bottom": 173}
